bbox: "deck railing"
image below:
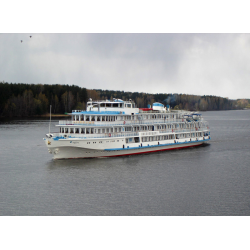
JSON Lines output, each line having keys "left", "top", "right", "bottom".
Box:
{"left": 58, "top": 118, "right": 203, "bottom": 127}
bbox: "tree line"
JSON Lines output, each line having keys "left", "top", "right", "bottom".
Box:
{"left": 0, "top": 82, "right": 249, "bottom": 117}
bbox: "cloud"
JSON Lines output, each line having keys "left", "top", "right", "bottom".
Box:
{"left": 1, "top": 33, "right": 250, "bottom": 99}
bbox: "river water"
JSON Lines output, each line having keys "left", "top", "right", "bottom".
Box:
{"left": 0, "top": 110, "right": 250, "bottom": 216}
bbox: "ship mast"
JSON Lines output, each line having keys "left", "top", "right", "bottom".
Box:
{"left": 49, "top": 105, "right": 52, "bottom": 134}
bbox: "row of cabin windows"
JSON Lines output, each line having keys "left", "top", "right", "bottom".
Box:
{"left": 140, "top": 132, "right": 206, "bottom": 143}
{"left": 60, "top": 123, "right": 201, "bottom": 134}
{"left": 75, "top": 116, "right": 117, "bottom": 122}
{"left": 60, "top": 125, "right": 157, "bottom": 134}
{"left": 140, "top": 135, "right": 175, "bottom": 142}
{"left": 73, "top": 114, "right": 177, "bottom": 121}
{"left": 60, "top": 126, "right": 155, "bottom": 134}
{"left": 100, "top": 103, "right": 122, "bottom": 108}
{"left": 91, "top": 103, "right": 135, "bottom": 108}
{"left": 60, "top": 127, "right": 124, "bottom": 134}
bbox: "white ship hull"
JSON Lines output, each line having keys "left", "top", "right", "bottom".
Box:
{"left": 44, "top": 137, "right": 210, "bottom": 160}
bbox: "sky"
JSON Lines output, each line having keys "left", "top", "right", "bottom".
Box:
{"left": 1, "top": 33, "right": 250, "bottom": 100}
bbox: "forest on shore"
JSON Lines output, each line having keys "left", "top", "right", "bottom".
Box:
{"left": 1, "top": 82, "right": 250, "bottom": 117}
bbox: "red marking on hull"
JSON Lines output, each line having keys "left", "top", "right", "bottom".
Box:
{"left": 139, "top": 108, "right": 153, "bottom": 111}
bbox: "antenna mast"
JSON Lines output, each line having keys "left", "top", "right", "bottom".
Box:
{"left": 49, "top": 105, "right": 52, "bottom": 134}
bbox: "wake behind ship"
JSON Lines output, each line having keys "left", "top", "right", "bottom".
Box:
{"left": 43, "top": 99, "right": 210, "bottom": 159}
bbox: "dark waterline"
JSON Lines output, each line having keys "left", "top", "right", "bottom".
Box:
{"left": 0, "top": 110, "right": 250, "bottom": 215}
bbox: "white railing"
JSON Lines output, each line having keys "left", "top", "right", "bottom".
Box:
{"left": 58, "top": 118, "right": 198, "bottom": 126}
{"left": 50, "top": 132, "right": 139, "bottom": 139}
{"left": 139, "top": 131, "right": 160, "bottom": 136}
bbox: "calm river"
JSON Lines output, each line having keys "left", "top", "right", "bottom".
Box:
{"left": 0, "top": 110, "right": 250, "bottom": 215}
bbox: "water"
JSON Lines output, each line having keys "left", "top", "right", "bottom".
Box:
{"left": 0, "top": 110, "right": 250, "bottom": 216}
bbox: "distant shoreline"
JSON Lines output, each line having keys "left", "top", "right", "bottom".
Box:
{"left": 0, "top": 114, "right": 71, "bottom": 119}
{"left": 34, "top": 113, "right": 71, "bottom": 117}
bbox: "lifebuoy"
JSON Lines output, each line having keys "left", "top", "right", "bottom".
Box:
{"left": 172, "top": 129, "right": 174, "bottom": 133}
{"left": 124, "top": 121, "right": 126, "bottom": 124}
{"left": 109, "top": 133, "right": 111, "bottom": 137}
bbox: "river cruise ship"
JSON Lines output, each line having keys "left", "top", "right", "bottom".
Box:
{"left": 44, "top": 98, "right": 210, "bottom": 159}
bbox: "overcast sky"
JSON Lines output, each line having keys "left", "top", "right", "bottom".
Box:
{"left": 1, "top": 33, "right": 250, "bottom": 100}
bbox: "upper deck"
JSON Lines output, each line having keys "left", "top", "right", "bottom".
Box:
{"left": 63, "top": 99, "right": 205, "bottom": 128}
{"left": 84, "top": 98, "right": 139, "bottom": 115}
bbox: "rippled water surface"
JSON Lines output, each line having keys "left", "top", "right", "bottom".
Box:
{"left": 0, "top": 110, "right": 250, "bottom": 215}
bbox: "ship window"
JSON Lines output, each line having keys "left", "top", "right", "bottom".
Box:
{"left": 86, "top": 116, "right": 89, "bottom": 121}
{"left": 106, "top": 103, "right": 111, "bottom": 107}
{"left": 126, "top": 104, "right": 131, "bottom": 108}
{"left": 98, "top": 129, "right": 101, "bottom": 133}
{"left": 100, "top": 103, "right": 105, "bottom": 107}
{"left": 102, "top": 116, "right": 105, "bottom": 121}
{"left": 86, "top": 128, "right": 90, "bottom": 134}
{"left": 70, "top": 128, "right": 74, "bottom": 133}
{"left": 91, "top": 116, "right": 95, "bottom": 121}
{"left": 134, "top": 137, "right": 140, "bottom": 143}
{"left": 75, "top": 128, "right": 79, "bottom": 133}
{"left": 125, "top": 127, "right": 132, "bottom": 132}
{"left": 102, "top": 129, "right": 105, "bottom": 133}
{"left": 113, "top": 103, "right": 118, "bottom": 108}
{"left": 81, "top": 128, "right": 85, "bottom": 134}
{"left": 97, "top": 116, "right": 101, "bottom": 121}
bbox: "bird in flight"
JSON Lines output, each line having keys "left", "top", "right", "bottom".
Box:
{"left": 30, "top": 36, "right": 32, "bottom": 38}
{"left": 21, "top": 40, "right": 23, "bottom": 43}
